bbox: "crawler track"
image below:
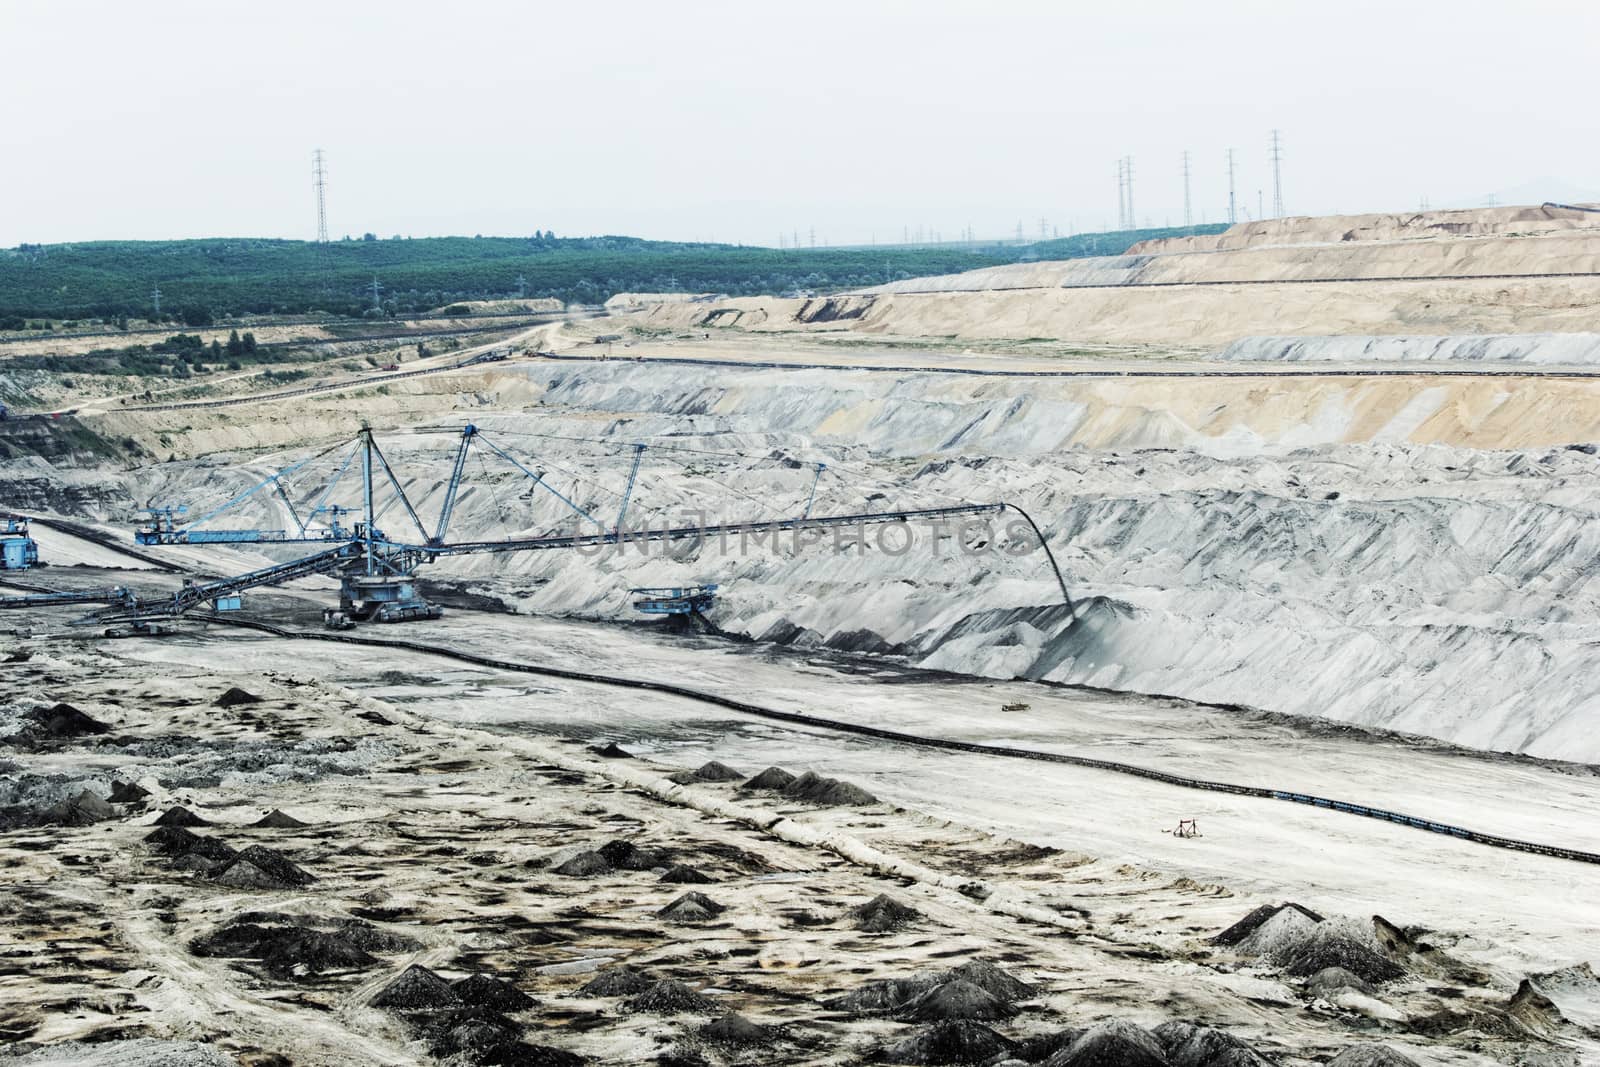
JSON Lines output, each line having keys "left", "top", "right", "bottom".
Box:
{"left": 209, "top": 618, "right": 1600, "bottom": 867}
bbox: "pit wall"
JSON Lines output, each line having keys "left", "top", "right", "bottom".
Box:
{"left": 94, "top": 359, "right": 1600, "bottom": 763}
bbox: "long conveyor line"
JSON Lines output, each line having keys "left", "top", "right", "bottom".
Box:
{"left": 207, "top": 617, "right": 1600, "bottom": 868}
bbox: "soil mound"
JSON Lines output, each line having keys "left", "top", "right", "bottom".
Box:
{"left": 657, "top": 891, "right": 727, "bottom": 923}
{"left": 781, "top": 770, "right": 877, "bottom": 806}
{"left": 372, "top": 964, "right": 462, "bottom": 1011}
{"left": 1214, "top": 902, "right": 1323, "bottom": 946}
{"left": 156, "top": 805, "right": 209, "bottom": 827}
{"left": 43, "top": 788, "right": 115, "bottom": 826}
{"left": 144, "top": 824, "right": 205, "bottom": 855}
{"left": 623, "top": 979, "right": 717, "bottom": 1014}
{"left": 700, "top": 1012, "right": 775, "bottom": 1046}
{"left": 553, "top": 851, "right": 613, "bottom": 877}
{"left": 659, "top": 864, "right": 714, "bottom": 884}
{"left": 1234, "top": 906, "right": 1321, "bottom": 959}
{"left": 1010, "top": 1028, "right": 1083, "bottom": 1063}
{"left": 946, "top": 960, "right": 1036, "bottom": 1002}
{"left": 598, "top": 838, "right": 667, "bottom": 870}
{"left": 686, "top": 760, "right": 745, "bottom": 783}
{"left": 24, "top": 702, "right": 111, "bottom": 739}
{"left": 577, "top": 965, "right": 654, "bottom": 997}
{"left": 191, "top": 914, "right": 408, "bottom": 978}
{"left": 1153, "top": 1021, "right": 1275, "bottom": 1066}
{"left": 211, "top": 845, "right": 315, "bottom": 889}
{"left": 897, "top": 979, "right": 1014, "bottom": 1022}
{"left": 1304, "top": 967, "right": 1376, "bottom": 997}
{"left": 421, "top": 1009, "right": 523, "bottom": 1061}
{"left": 1281, "top": 922, "right": 1405, "bottom": 983}
{"left": 881, "top": 1020, "right": 1016, "bottom": 1065}
{"left": 251, "top": 809, "right": 309, "bottom": 828}
{"left": 1327, "top": 1046, "right": 1420, "bottom": 1067}
{"left": 740, "top": 766, "right": 797, "bottom": 791}
{"left": 454, "top": 973, "right": 537, "bottom": 1013}
{"left": 108, "top": 779, "right": 151, "bottom": 804}
{"left": 851, "top": 893, "right": 920, "bottom": 932}
{"left": 824, "top": 975, "right": 940, "bottom": 1014}
{"left": 215, "top": 687, "right": 263, "bottom": 707}
{"left": 1043, "top": 1019, "right": 1167, "bottom": 1067}
{"left": 590, "top": 742, "right": 633, "bottom": 759}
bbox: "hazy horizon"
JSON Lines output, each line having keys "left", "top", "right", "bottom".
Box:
{"left": 5, "top": 0, "right": 1599, "bottom": 249}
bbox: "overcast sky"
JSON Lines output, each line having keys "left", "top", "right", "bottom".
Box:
{"left": 5, "top": 0, "right": 1598, "bottom": 248}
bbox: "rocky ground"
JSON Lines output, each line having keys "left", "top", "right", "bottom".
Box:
{"left": 1, "top": 623, "right": 1596, "bottom": 1065}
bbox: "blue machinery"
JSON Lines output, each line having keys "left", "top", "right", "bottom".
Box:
{"left": 1, "top": 516, "right": 39, "bottom": 571}
{"left": 0, "top": 425, "right": 1048, "bottom": 631}
{"left": 631, "top": 584, "right": 719, "bottom": 616}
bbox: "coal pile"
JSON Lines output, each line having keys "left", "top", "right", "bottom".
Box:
{"left": 659, "top": 864, "right": 714, "bottom": 884}
{"left": 1327, "top": 1046, "right": 1420, "bottom": 1067}
{"left": 210, "top": 845, "right": 316, "bottom": 889}
{"left": 851, "top": 893, "right": 920, "bottom": 932}
{"left": 155, "top": 805, "right": 209, "bottom": 827}
{"left": 780, "top": 770, "right": 877, "bottom": 807}
{"left": 577, "top": 965, "right": 654, "bottom": 997}
{"left": 740, "top": 766, "right": 797, "bottom": 791}
{"left": 372, "top": 964, "right": 462, "bottom": 1010}
{"left": 623, "top": 979, "right": 718, "bottom": 1014}
{"left": 215, "top": 687, "right": 264, "bottom": 708}
{"left": 700, "top": 1012, "right": 776, "bottom": 1047}
{"left": 599, "top": 838, "right": 668, "bottom": 870}
{"left": 880, "top": 1020, "right": 1017, "bottom": 1065}
{"left": 454, "top": 973, "right": 537, "bottom": 1013}
{"left": 668, "top": 760, "right": 746, "bottom": 785}
{"left": 251, "top": 809, "right": 309, "bottom": 828}
{"left": 657, "top": 891, "right": 727, "bottom": 923}
{"left": 897, "top": 979, "right": 1014, "bottom": 1022}
{"left": 1152, "top": 1021, "right": 1276, "bottom": 1066}
{"left": 553, "top": 851, "right": 613, "bottom": 877}
{"left": 1043, "top": 1019, "right": 1168, "bottom": 1066}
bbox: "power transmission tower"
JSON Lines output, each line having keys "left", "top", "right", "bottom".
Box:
{"left": 1269, "top": 129, "right": 1284, "bottom": 217}
{"left": 1182, "top": 150, "right": 1192, "bottom": 230}
{"left": 1116, "top": 159, "right": 1127, "bottom": 230}
{"left": 1038, "top": 216, "right": 1048, "bottom": 240}
{"left": 1226, "top": 148, "right": 1238, "bottom": 225}
{"left": 808, "top": 226, "right": 816, "bottom": 248}
{"left": 313, "top": 149, "right": 331, "bottom": 291}
{"left": 515, "top": 274, "right": 527, "bottom": 297}
{"left": 368, "top": 276, "right": 383, "bottom": 310}
{"left": 1124, "top": 156, "right": 1135, "bottom": 230}
{"left": 150, "top": 285, "right": 162, "bottom": 317}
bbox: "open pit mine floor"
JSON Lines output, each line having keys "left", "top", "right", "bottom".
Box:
{"left": 4, "top": 570, "right": 1599, "bottom": 1067}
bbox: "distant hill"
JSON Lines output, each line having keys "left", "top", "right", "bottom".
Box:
{"left": 0, "top": 225, "right": 1226, "bottom": 323}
